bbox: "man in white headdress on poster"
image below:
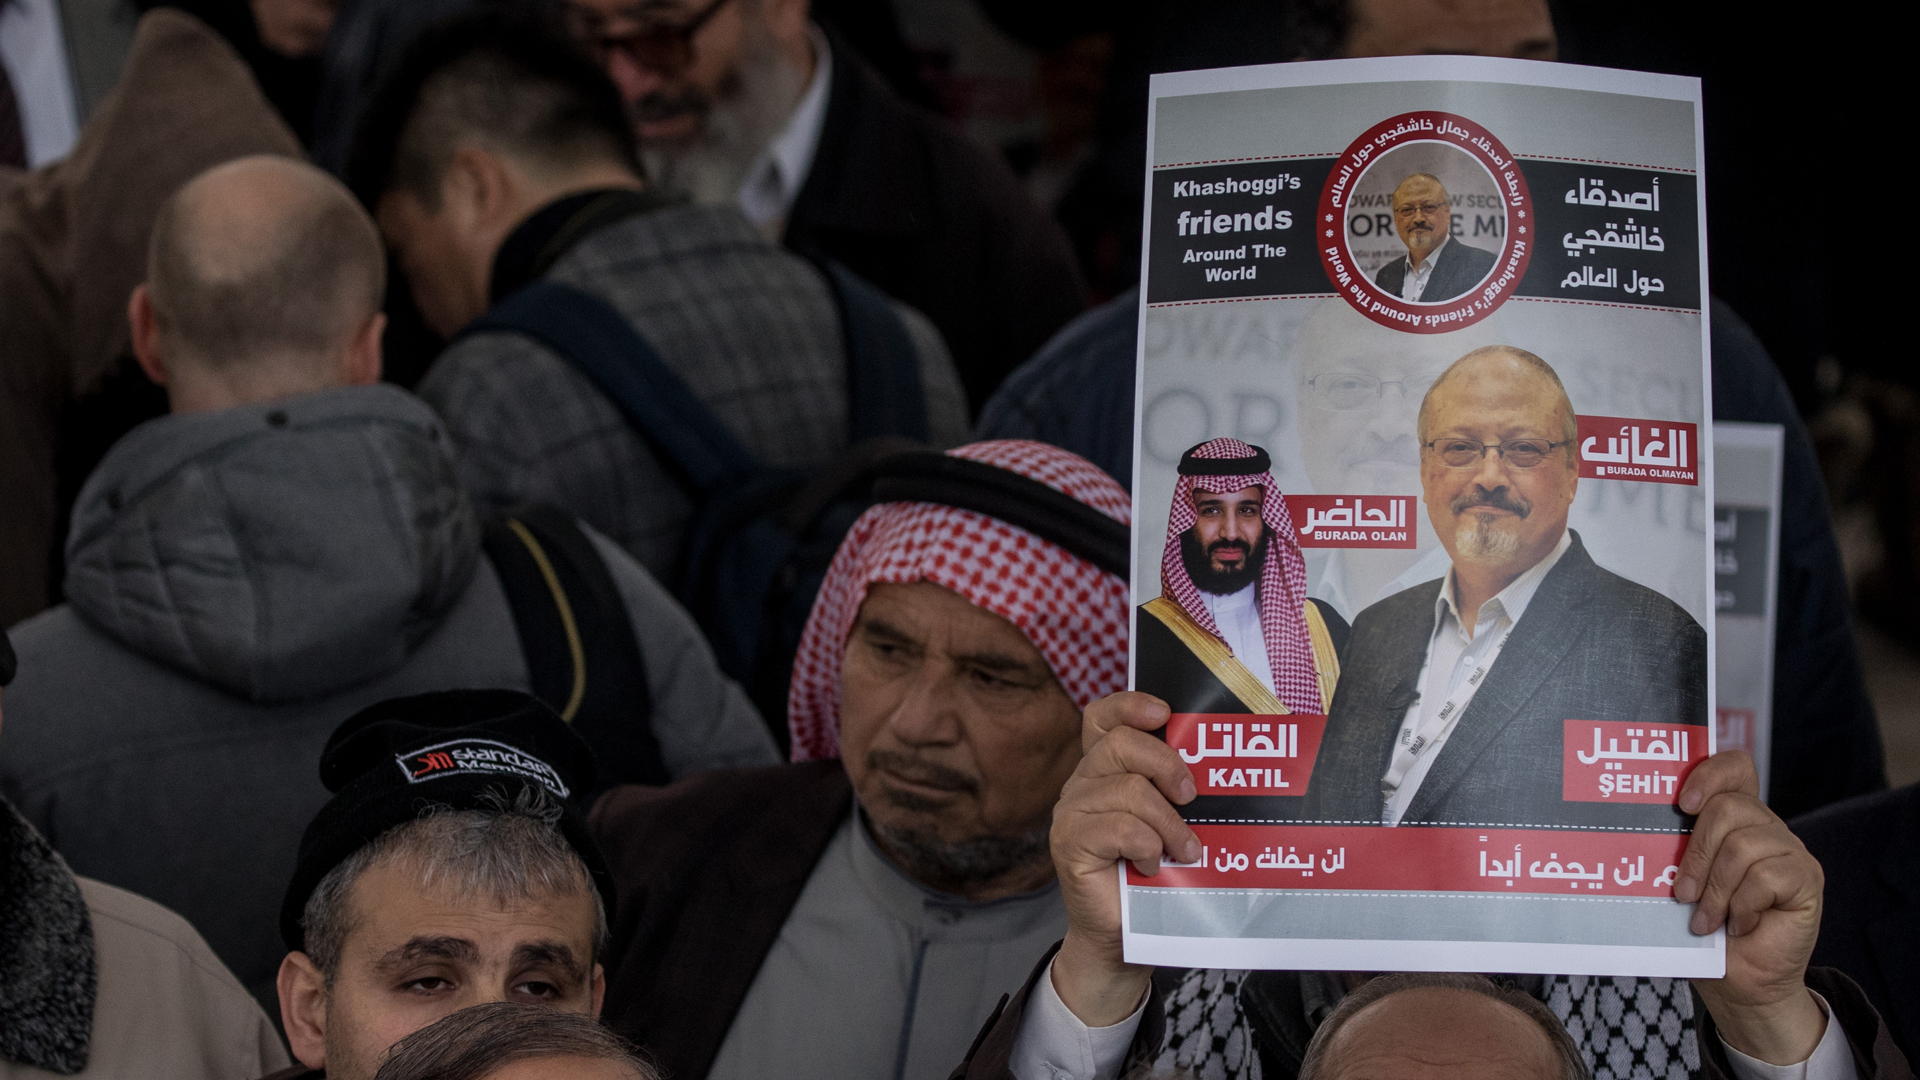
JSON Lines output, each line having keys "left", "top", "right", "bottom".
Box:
{"left": 1135, "top": 437, "right": 1347, "bottom": 717}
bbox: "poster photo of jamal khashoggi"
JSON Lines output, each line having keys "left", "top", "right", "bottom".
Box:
{"left": 1122, "top": 55, "right": 1720, "bottom": 977}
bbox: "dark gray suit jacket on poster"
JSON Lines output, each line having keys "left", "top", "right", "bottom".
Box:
{"left": 1305, "top": 531, "right": 1706, "bottom": 830}
{"left": 1371, "top": 236, "right": 1498, "bottom": 304}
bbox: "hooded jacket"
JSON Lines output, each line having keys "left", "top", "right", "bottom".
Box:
{"left": 0, "top": 384, "right": 775, "bottom": 1014}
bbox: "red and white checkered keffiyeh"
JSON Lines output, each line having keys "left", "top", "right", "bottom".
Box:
{"left": 1162, "top": 437, "right": 1322, "bottom": 715}
{"left": 787, "top": 440, "right": 1132, "bottom": 762}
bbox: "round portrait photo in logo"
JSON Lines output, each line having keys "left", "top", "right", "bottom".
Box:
{"left": 1317, "top": 111, "right": 1532, "bottom": 333}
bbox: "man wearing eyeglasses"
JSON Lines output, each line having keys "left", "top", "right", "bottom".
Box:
{"left": 558, "top": 0, "right": 1088, "bottom": 413}
{"left": 1306, "top": 344, "right": 1707, "bottom": 830}
{"left": 1371, "top": 173, "right": 1497, "bottom": 304}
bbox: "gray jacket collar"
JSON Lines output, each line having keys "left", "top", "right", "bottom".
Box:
{"left": 0, "top": 797, "right": 96, "bottom": 1074}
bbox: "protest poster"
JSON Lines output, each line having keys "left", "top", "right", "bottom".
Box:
{"left": 1712, "top": 423, "right": 1784, "bottom": 801}
{"left": 1123, "top": 56, "right": 1719, "bottom": 976}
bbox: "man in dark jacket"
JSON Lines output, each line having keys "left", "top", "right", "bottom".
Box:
{"left": 0, "top": 155, "right": 775, "bottom": 1017}
{"left": 353, "top": 12, "right": 969, "bottom": 583}
{"left": 559, "top": 0, "right": 1089, "bottom": 409}
{"left": 589, "top": 441, "right": 1133, "bottom": 1080}
{"left": 1791, "top": 784, "right": 1920, "bottom": 1058}
{"left": 1369, "top": 173, "right": 1498, "bottom": 304}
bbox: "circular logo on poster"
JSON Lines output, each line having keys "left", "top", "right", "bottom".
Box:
{"left": 1317, "top": 111, "right": 1532, "bottom": 333}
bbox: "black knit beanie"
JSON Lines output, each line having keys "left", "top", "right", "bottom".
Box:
{"left": 278, "top": 688, "right": 616, "bottom": 951}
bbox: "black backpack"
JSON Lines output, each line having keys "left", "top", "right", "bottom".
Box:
{"left": 465, "top": 261, "right": 930, "bottom": 749}
{"left": 480, "top": 505, "right": 668, "bottom": 796}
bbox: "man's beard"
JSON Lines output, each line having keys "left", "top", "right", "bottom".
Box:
{"left": 636, "top": 18, "right": 808, "bottom": 208}
{"left": 1181, "top": 528, "right": 1268, "bottom": 595}
{"left": 864, "top": 750, "right": 1051, "bottom": 888}
{"left": 868, "top": 816, "right": 1052, "bottom": 890}
{"left": 1450, "top": 488, "right": 1530, "bottom": 564}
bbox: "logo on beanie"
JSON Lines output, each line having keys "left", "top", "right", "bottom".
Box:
{"left": 395, "top": 738, "right": 571, "bottom": 798}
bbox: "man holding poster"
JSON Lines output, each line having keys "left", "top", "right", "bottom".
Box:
{"left": 1307, "top": 345, "right": 1707, "bottom": 830}
{"left": 1134, "top": 438, "right": 1346, "bottom": 719}
{"left": 937, "top": 697, "right": 1907, "bottom": 1080}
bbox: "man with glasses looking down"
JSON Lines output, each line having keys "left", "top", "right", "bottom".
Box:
{"left": 1372, "top": 173, "right": 1497, "bottom": 304}
{"left": 1305, "top": 344, "right": 1707, "bottom": 829}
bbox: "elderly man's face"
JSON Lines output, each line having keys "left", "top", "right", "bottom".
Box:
{"left": 563, "top": 0, "right": 756, "bottom": 144}
{"left": 1419, "top": 354, "right": 1577, "bottom": 578}
{"left": 282, "top": 861, "right": 603, "bottom": 1080}
{"left": 1317, "top": 988, "right": 1564, "bottom": 1080}
{"left": 838, "top": 581, "right": 1083, "bottom": 897}
{"left": 1345, "top": 0, "right": 1557, "bottom": 60}
{"left": 1392, "top": 176, "right": 1452, "bottom": 267}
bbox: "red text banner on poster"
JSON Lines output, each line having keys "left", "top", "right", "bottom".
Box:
{"left": 1167, "top": 713, "right": 1327, "bottom": 795}
{"left": 1562, "top": 720, "right": 1707, "bottom": 804}
{"left": 1283, "top": 495, "right": 1418, "bottom": 549}
{"left": 1576, "top": 415, "right": 1699, "bottom": 485}
{"left": 1131, "top": 823, "right": 1689, "bottom": 898}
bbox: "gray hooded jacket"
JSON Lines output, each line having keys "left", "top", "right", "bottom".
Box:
{"left": 0, "top": 384, "right": 776, "bottom": 1014}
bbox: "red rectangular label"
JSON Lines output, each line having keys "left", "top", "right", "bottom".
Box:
{"left": 1283, "top": 495, "right": 1418, "bottom": 549}
{"left": 1715, "top": 708, "right": 1755, "bottom": 758}
{"left": 1576, "top": 415, "right": 1699, "bottom": 485}
{"left": 1561, "top": 720, "right": 1708, "bottom": 804}
{"left": 1167, "top": 713, "right": 1327, "bottom": 795}
{"left": 1133, "top": 823, "right": 1689, "bottom": 898}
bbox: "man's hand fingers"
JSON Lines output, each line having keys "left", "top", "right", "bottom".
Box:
{"left": 1718, "top": 852, "right": 1822, "bottom": 938}
{"left": 1059, "top": 809, "right": 1186, "bottom": 879}
{"left": 1684, "top": 817, "right": 1810, "bottom": 935}
{"left": 1083, "top": 692, "right": 1171, "bottom": 752}
{"left": 1076, "top": 724, "right": 1197, "bottom": 806}
{"left": 1678, "top": 750, "right": 1759, "bottom": 815}
{"left": 1060, "top": 771, "right": 1201, "bottom": 867}
{"left": 1673, "top": 790, "right": 1773, "bottom": 904}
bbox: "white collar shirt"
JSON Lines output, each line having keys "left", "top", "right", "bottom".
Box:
{"left": 736, "top": 24, "right": 833, "bottom": 230}
{"left": 0, "top": 0, "right": 79, "bottom": 166}
{"left": 1199, "top": 582, "right": 1274, "bottom": 694}
{"left": 1397, "top": 232, "right": 1450, "bottom": 303}
{"left": 1381, "top": 529, "right": 1572, "bottom": 824}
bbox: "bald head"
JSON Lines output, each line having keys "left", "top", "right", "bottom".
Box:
{"left": 1300, "top": 974, "right": 1585, "bottom": 1080}
{"left": 138, "top": 156, "right": 386, "bottom": 410}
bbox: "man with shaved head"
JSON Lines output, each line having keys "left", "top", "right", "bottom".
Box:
{"left": 1305, "top": 344, "right": 1706, "bottom": 829}
{"left": 128, "top": 155, "right": 388, "bottom": 412}
{"left": 0, "top": 155, "right": 778, "bottom": 1017}
{"left": 1372, "top": 173, "right": 1497, "bottom": 303}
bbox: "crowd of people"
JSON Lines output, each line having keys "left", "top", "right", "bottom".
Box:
{"left": 0, "top": 0, "right": 1913, "bottom": 1078}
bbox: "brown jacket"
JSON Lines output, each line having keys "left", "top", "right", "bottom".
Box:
{"left": 0, "top": 7, "right": 299, "bottom": 626}
{"left": 948, "top": 950, "right": 1915, "bottom": 1080}
{"left": 588, "top": 761, "right": 853, "bottom": 1080}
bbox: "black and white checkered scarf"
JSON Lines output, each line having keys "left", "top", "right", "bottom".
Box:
{"left": 1148, "top": 968, "right": 1700, "bottom": 1079}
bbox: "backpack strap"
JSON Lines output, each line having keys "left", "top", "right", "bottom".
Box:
{"left": 482, "top": 506, "right": 669, "bottom": 793}
{"left": 466, "top": 281, "right": 759, "bottom": 494}
{"left": 806, "top": 257, "right": 929, "bottom": 443}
